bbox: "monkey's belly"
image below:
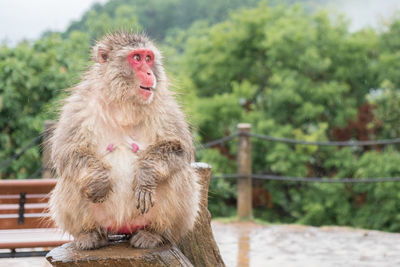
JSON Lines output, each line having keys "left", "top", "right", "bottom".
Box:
{"left": 90, "top": 202, "right": 150, "bottom": 234}
{"left": 92, "top": 147, "right": 150, "bottom": 234}
{"left": 107, "top": 223, "right": 144, "bottom": 234}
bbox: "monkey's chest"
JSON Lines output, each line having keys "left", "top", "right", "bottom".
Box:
{"left": 102, "top": 143, "right": 141, "bottom": 181}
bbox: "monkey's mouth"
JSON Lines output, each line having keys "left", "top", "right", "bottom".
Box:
{"left": 139, "top": 85, "right": 153, "bottom": 99}
{"left": 139, "top": 85, "right": 152, "bottom": 91}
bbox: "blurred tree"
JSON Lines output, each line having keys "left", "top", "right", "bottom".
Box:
{"left": 175, "top": 3, "right": 400, "bottom": 231}
{"left": 0, "top": 32, "right": 90, "bottom": 179}
{"left": 65, "top": 0, "right": 262, "bottom": 41}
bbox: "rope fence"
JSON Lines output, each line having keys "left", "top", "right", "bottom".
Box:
{"left": 195, "top": 127, "right": 400, "bottom": 184}
{"left": 197, "top": 132, "right": 400, "bottom": 148}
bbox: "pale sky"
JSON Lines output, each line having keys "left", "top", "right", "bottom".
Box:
{"left": 0, "top": 0, "right": 107, "bottom": 45}
{"left": 335, "top": 0, "right": 400, "bottom": 31}
{"left": 0, "top": 0, "right": 399, "bottom": 45}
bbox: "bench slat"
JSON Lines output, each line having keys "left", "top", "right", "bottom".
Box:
{"left": 0, "top": 214, "right": 54, "bottom": 229}
{"left": 0, "top": 228, "right": 72, "bottom": 249}
{"left": 0, "top": 240, "right": 67, "bottom": 249}
{"left": 0, "top": 179, "right": 56, "bottom": 195}
{"left": 0, "top": 203, "right": 48, "bottom": 214}
{"left": 0, "top": 194, "right": 49, "bottom": 204}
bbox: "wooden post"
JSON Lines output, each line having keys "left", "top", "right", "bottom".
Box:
{"left": 237, "top": 123, "right": 252, "bottom": 220}
{"left": 42, "top": 120, "right": 55, "bottom": 178}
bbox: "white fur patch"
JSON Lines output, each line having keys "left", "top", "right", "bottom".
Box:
{"left": 93, "top": 146, "right": 137, "bottom": 227}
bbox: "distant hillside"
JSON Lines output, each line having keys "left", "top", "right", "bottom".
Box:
{"left": 63, "top": 0, "right": 331, "bottom": 41}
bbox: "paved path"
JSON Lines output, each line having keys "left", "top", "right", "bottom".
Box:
{"left": 2, "top": 222, "right": 400, "bottom": 266}
{"left": 212, "top": 221, "right": 400, "bottom": 267}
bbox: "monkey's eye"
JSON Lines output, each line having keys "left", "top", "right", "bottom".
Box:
{"left": 133, "top": 54, "right": 141, "bottom": 61}
{"left": 145, "top": 55, "right": 151, "bottom": 62}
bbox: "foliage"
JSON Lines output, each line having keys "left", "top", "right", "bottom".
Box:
{"left": 1, "top": 0, "right": 400, "bottom": 232}
{"left": 177, "top": 3, "right": 400, "bottom": 231}
{"left": 0, "top": 32, "right": 90, "bottom": 179}
{"left": 65, "top": 0, "right": 262, "bottom": 41}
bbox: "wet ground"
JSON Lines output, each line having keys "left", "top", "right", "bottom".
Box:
{"left": 2, "top": 221, "right": 400, "bottom": 267}
{"left": 212, "top": 221, "right": 400, "bottom": 267}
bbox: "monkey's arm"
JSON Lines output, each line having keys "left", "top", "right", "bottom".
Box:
{"left": 52, "top": 138, "right": 112, "bottom": 203}
{"left": 133, "top": 139, "right": 188, "bottom": 213}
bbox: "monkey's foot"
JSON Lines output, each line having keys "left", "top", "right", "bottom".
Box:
{"left": 130, "top": 230, "right": 164, "bottom": 249}
{"left": 74, "top": 231, "right": 108, "bottom": 250}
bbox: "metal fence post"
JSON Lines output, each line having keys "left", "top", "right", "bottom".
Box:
{"left": 237, "top": 123, "right": 252, "bottom": 220}
{"left": 42, "top": 120, "right": 55, "bottom": 178}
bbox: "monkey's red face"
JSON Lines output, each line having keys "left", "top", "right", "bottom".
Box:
{"left": 95, "top": 39, "right": 162, "bottom": 104}
{"left": 127, "top": 49, "right": 156, "bottom": 101}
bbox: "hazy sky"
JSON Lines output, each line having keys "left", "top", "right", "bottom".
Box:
{"left": 0, "top": 0, "right": 399, "bottom": 45}
{"left": 335, "top": 0, "right": 400, "bottom": 31}
{"left": 0, "top": 0, "right": 107, "bottom": 44}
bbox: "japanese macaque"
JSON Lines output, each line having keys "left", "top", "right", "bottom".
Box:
{"left": 48, "top": 32, "right": 200, "bottom": 250}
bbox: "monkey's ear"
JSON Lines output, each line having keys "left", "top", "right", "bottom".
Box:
{"left": 94, "top": 45, "right": 109, "bottom": 64}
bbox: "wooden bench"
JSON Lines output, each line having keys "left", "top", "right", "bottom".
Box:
{"left": 0, "top": 179, "right": 71, "bottom": 257}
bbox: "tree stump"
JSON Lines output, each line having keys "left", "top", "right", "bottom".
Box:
{"left": 178, "top": 163, "right": 225, "bottom": 266}
{"left": 46, "top": 241, "right": 193, "bottom": 267}
{"left": 46, "top": 163, "right": 225, "bottom": 267}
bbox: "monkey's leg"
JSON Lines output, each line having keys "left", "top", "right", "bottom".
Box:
{"left": 74, "top": 229, "right": 108, "bottom": 250}
{"left": 129, "top": 230, "right": 164, "bottom": 249}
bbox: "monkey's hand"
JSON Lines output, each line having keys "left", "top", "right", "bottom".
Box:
{"left": 133, "top": 139, "right": 185, "bottom": 213}
{"left": 81, "top": 173, "right": 112, "bottom": 203}
{"left": 135, "top": 184, "right": 155, "bottom": 214}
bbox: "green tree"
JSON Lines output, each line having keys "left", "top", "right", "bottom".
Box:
{"left": 65, "top": 0, "right": 262, "bottom": 41}
{"left": 0, "top": 32, "right": 90, "bottom": 179}
{"left": 176, "top": 3, "right": 400, "bottom": 231}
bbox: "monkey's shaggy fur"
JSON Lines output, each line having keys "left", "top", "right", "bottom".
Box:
{"left": 48, "top": 32, "right": 200, "bottom": 250}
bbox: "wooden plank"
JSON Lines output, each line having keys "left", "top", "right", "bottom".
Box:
{"left": 0, "top": 179, "right": 56, "bottom": 195}
{"left": 0, "top": 240, "right": 68, "bottom": 249}
{"left": 0, "top": 228, "right": 71, "bottom": 249}
{"left": 0, "top": 203, "right": 48, "bottom": 214}
{"left": 0, "top": 194, "right": 49, "bottom": 204}
{"left": 0, "top": 214, "right": 54, "bottom": 229}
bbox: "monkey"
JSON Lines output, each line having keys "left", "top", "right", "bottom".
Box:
{"left": 48, "top": 32, "right": 200, "bottom": 250}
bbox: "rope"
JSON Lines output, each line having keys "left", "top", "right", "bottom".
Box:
{"left": 252, "top": 174, "right": 400, "bottom": 183}
{"left": 0, "top": 135, "right": 42, "bottom": 170}
{"left": 27, "top": 167, "right": 43, "bottom": 179}
{"left": 212, "top": 174, "right": 240, "bottom": 179}
{"left": 196, "top": 132, "right": 400, "bottom": 149}
{"left": 195, "top": 133, "right": 238, "bottom": 150}
{"left": 245, "top": 132, "right": 400, "bottom": 146}
{"left": 212, "top": 173, "right": 400, "bottom": 183}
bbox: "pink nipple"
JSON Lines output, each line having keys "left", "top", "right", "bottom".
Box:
{"left": 131, "top": 143, "right": 139, "bottom": 153}
{"left": 106, "top": 144, "right": 114, "bottom": 152}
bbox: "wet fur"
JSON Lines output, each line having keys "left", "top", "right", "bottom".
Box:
{"left": 48, "top": 32, "right": 200, "bottom": 250}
